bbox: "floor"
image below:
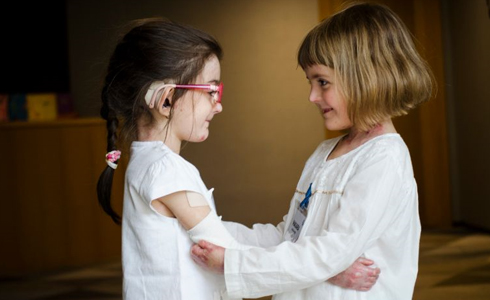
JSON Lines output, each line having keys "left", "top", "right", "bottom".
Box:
{"left": 1, "top": 228, "right": 489, "bottom": 300}
{"left": 413, "top": 228, "right": 490, "bottom": 300}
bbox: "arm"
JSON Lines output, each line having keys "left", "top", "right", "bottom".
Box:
{"left": 155, "top": 191, "right": 210, "bottom": 230}
{"left": 156, "top": 191, "right": 251, "bottom": 250}
{"left": 327, "top": 257, "right": 380, "bottom": 291}
{"left": 222, "top": 219, "right": 286, "bottom": 247}
{"left": 192, "top": 242, "right": 380, "bottom": 291}
{"left": 220, "top": 155, "right": 403, "bottom": 298}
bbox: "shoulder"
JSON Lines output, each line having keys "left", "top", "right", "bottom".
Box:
{"left": 129, "top": 143, "right": 205, "bottom": 201}
{"left": 129, "top": 141, "right": 200, "bottom": 182}
{"left": 363, "top": 134, "right": 409, "bottom": 159}
{"left": 356, "top": 134, "right": 413, "bottom": 176}
{"left": 148, "top": 151, "right": 198, "bottom": 181}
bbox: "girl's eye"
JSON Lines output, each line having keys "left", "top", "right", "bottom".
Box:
{"left": 318, "top": 79, "right": 329, "bottom": 86}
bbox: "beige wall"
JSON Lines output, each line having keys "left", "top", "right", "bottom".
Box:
{"left": 442, "top": 0, "right": 490, "bottom": 230}
{"left": 67, "top": 0, "right": 323, "bottom": 226}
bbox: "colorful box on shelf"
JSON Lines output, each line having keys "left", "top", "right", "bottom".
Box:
{"left": 26, "top": 93, "right": 58, "bottom": 121}
{"left": 57, "top": 93, "right": 77, "bottom": 118}
{"left": 8, "top": 93, "right": 28, "bottom": 121}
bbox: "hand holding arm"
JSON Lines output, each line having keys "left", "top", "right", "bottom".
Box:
{"left": 328, "top": 257, "right": 380, "bottom": 291}
{"left": 191, "top": 240, "right": 225, "bottom": 274}
{"left": 191, "top": 240, "right": 381, "bottom": 293}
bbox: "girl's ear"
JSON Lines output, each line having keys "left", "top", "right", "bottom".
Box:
{"left": 155, "top": 88, "right": 174, "bottom": 118}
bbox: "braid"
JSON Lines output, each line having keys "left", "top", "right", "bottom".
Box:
{"left": 96, "top": 17, "right": 223, "bottom": 225}
{"left": 96, "top": 88, "right": 122, "bottom": 224}
{"left": 105, "top": 112, "right": 119, "bottom": 153}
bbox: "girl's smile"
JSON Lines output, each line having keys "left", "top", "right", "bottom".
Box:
{"left": 305, "top": 64, "right": 352, "bottom": 132}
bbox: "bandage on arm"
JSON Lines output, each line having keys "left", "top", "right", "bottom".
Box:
{"left": 153, "top": 191, "right": 212, "bottom": 230}
{"left": 188, "top": 212, "right": 251, "bottom": 250}
{"left": 155, "top": 191, "right": 250, "bottom": 250}
{"left": 185, "top": 191, "right": 209, "bottom": 207}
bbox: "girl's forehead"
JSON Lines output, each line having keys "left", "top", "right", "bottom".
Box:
{"left": 199, "top": 55, "right": 221, "bottom": 83}
{"left": 305, "top": 64, "right": 334, "bottom": 78}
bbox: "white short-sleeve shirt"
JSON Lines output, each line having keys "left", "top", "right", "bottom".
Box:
{"left": 122, "top": 141, "right": 225, "bottom": 300}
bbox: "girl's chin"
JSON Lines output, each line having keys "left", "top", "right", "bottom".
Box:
{"left": 324, "top": 120, "right": 352, "bottom": 132}
{"left": 190, "top": 132, "right": 209, "bottom": 142}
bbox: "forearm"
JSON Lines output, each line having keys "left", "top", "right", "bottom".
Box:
{"left": 224, "top": 234, "right": 362, "bottom": 298}
{"left": 223, "top": 220, "right": 285, "bottom": 247}
{"left": 188, "top": 212, "right": 252, "bottom": 250}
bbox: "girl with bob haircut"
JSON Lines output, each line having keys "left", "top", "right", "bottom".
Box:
{"left": 97, "top": 17, "right": 379, "bottom": 300}
{"left": 297, "top": 1, "right": 435, "bottom": 130}
{"left": 191, "top": 2, "right": 435, "bottom": 300}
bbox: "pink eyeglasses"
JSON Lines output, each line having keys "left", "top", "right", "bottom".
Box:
{"left": 145, "top": 82, "right": 223, "bottom": 108}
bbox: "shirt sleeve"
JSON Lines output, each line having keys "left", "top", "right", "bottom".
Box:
{"left": 224, "top": 151, "right": 409, "bottom": 299}
{"left": 140, "top": 155, "right": 204, "bottom": 203}
{"left": 222, "top": 218, "right": 287, "bottom": 248}
{"left": 187, "top": 211, "right": 254, "bottom": 250}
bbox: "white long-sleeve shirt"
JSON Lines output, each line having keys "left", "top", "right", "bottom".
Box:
{"left": 224, "top": 134, "right": 421, "bottom": 300}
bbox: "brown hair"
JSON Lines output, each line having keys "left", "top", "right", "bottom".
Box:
{"left": 97, "top": 18, "right": 222, "bottom": 224}
{"left": 298, "top": 2, "right": 435, "bottom": 131}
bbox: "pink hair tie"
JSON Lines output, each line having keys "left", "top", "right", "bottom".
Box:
{"left": 106, "top": 150, "right": 121, "bottom": 170}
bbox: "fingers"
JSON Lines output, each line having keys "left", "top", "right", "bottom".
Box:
{"left": 191, "top": 240, "right": 212, "bottom": 257}
{"left": 356, "top": 257, "right": 374, "bottom": 266}
{"left": 191, "top": 252, "right": 208, "bottom": 269}
{"left": 359, "top": 279, "right": 377, "bottom": 291}
{"left": 365, "top": 266, "right": 380, "bottom": 277}
{"left": 197, "top": 240, "right": 211, "bottom": 249}
{"left": 190, "top": 240, "right": 225, "bottom": 274}
{"left": 355, "top": 258, "right": 381, "bottom": 277}
{"left": 191, "top": 244, "right": 203, "bottom": 256}
{"left": 197, "top": 239, "right": 213, "bottom": 250}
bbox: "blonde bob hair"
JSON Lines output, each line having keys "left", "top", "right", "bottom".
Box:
{"left": 298, "top": 2, "right": 435, "bottom": 131}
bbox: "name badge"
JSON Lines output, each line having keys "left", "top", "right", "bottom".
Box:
{"left": 285, "top": 183, "right": 312, "bottom": 243}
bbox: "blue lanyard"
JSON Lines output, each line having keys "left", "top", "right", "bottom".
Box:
{"left": 300, "top": 183, "right": 313, "bottom": 210}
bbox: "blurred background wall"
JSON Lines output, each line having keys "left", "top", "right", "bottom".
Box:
{"left": 441, "top": 0, "right": 490, "bottom": 230}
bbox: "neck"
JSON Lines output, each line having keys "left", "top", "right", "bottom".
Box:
{"left": 137, "top": 118, "right": 181, "bottom": 154}
{"left": 344, "top": 119, "right": 396, "bottom": 144}
{"left": 327, "top": 119, "right": 396, "bottom": 161}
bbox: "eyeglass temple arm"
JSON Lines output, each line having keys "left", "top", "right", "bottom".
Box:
{"left": 174, "top": 84, "right": 220, "bottom": 91}
{"left": 148, "top": 83, "right": 221, "bottom": 107}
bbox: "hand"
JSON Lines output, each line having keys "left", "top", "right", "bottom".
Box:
{"left": 191, "top": 240, "right": 225, "bottom": 274}
{"left": 328, "top": 257, "right": 380, "bottom": 291}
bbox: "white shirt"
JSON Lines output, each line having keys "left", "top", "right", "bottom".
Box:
{"left": 122, "top": 141, "right": 226, "bottom": 300}
{"left": 224, "top": 134, "right": 421, "bottom": 300}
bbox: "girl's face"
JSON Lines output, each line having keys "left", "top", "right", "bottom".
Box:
{"left": 304, "top": 64, "right": 352, "bottom": 131}
{"left": 169, "top": 55, "right": 223, "bottom": 144}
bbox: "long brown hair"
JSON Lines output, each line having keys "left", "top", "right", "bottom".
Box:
{"left": 97, "top": 18, "right": 223, "bottom": 224}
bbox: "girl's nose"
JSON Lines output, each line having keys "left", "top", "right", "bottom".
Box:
{"left": 214, "top": 102, "right": 223, "bottom": 114}
{"left": 309, "top": 87, "right": 320, "bottom": 103}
